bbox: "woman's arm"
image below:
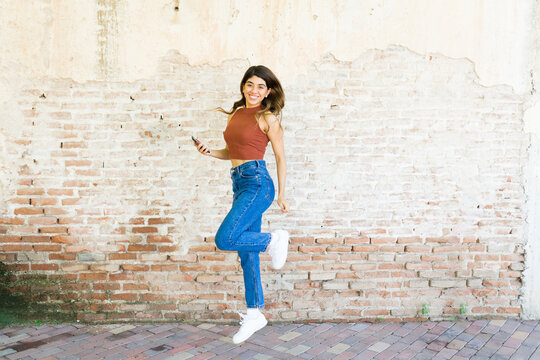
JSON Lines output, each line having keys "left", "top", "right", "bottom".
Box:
{"left": 193, "top": 141, "right": 230, "bottom": 160}
{"left": 193, "top": 113, "right": 233, "bottom": 160}
{"left": 265, "top": 113, "right": 289, "bottom": 213}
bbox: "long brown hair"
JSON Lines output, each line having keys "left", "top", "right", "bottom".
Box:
{"left": 218, "top": 65, "right": 285, "bottom": 119}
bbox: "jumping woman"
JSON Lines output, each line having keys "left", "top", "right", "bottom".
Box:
{"left": 193, "top": 65, "right": 289, "bottom": 344}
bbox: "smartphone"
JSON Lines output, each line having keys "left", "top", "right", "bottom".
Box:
{"left": 192, "top": 136, "right": 210, "bottom": 153}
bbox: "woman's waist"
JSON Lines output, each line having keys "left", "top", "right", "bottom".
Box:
{"left": 230, "top": 159, "right": 265, "bottom": 169}
{"left": 230, "top": 160, "right": 268, "bottom": 177}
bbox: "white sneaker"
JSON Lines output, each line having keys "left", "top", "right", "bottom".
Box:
{"left": 232, "top": 312, "right": 268, "bottom": 344}
{"left": 268, "top": 230, "right": 289, "bottom": 270}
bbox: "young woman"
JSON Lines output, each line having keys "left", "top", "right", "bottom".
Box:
{"left": 193, "top": 65, "right": 289, "bottom": 344}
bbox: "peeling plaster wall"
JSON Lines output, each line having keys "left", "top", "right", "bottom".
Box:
{"left": 0, "top": 0, "right": 539, "bottom": 320}
{"left": 0, "top": 0, "right": 535, "bottom": 91}
{"left": 522, "top": 0, "right": 540, "bottom": 320}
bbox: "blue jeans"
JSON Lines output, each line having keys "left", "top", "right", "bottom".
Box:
{"left": 215, "top": 160, "right": 275, "bottom": 309}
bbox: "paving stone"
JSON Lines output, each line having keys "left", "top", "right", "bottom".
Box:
{"left": 367, "top": 341, "right": 390, "bottom": 353}
{"left": 253, "top": 354, "right": 273, "bottom": 360}
{"left": 531, "top": 347, "right": 540, "bottom": 360}
{"left": 524, "top": 331, "right": 540, "bottom": 347}
{"left": 278, "top": 331, "right": 302, "bottom": 341}
{"left": 426, "top": 339, "right": 447, "bottom": 352}
{"left": 468, "top": 333, "right": 492, "bottom": 350}
{"left": 109, "top": 325, "right": 136, "bottom": 335}
{"left": 327, "top": 343, "right": 350, "bottom": 354}
{"left": 286, "top": 344, "right": 310, "bottom": 355}
{"left": 353, "top": 349, "right": 378, "bottom": 359}
{"left": 305, "top": 343, "right": 329, "bottom": 355}
{"left": 349, "top": 323, "right": 371, "bottom": 333}
{"left": 0, "top": 320, "right": 537, "bottom": 359}
{"left": 454, "top": 331, "right": 474, "bottom": 342}
{"left": 197, "top": 323, "right": 215, "bottom": 330}
{"left": 393, "top": 348, "right": 417, "bottom": 360}
{"left": 435, "top": 347, "right": 457, "bottom": 359}
{"left": 341, "top": 334, "right": 362, "bottom": 346}
{"left": 475, "top": 338, "right": 503, "bottom": 357}
{"left": 455, "top": 346, "right": 477, "bottom": 357}
{"left": 447, "top": 339, "right": 467, "bottom": 350}
{"left": 376, "top": 341, "right": 408, "bottom": 359}
{"left": 511, "top": 330, "right": 529, "bottom": 340}
{"left": 504, "top": 337, "right": 524, "bottom": 349}
{"left": 0, "top": 348, "right": 16, "bottom": 356}
{"left": 333, "top": 351, "right": 356, "bottom": 360}
{"left": 0, "top": 334, "right": 30, "bottom": 345}
{"left": 510, "top": 344, "right": 537, "bottom": 360}
{"left": 412, "top": 348, "right": 438, "bottom": 360}
{"left": 380, "top": 334, "right": 401, "bottom": 345}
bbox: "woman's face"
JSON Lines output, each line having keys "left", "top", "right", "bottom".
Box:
{"left": 243, "top": 75, "right": 271, "bottom": 108}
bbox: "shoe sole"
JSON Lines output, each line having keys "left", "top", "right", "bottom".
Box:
{"left": 232, "top": 318, "right": 268, "bottom": 344}
{"left": 272, "top": 230, "right": 289, "bottom": 270}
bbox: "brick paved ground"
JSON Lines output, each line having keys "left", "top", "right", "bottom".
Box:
{"left": 0, "top": 320, "right": 539, "bottom": 359}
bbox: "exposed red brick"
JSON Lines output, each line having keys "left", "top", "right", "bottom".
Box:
{"left": 65, "top": 245, "right": 93, "bottom": 252}
{"left": 31, "top": 263, "right": 59, "bottom": 271}
{"left": 397, "top": 237, "right": 422, "bottom": 244}
{"left": 127, "top": 244, "right": 156, "bottom": 252}
{"left": 158, "top": 245, "right": 177, "bottom": 252}
{"left": 189, "top": 244, "right": 216, "bottom": 252}
{"left": 121, "top": 264, "right": 149, "bottom": 271}
{"left": 0, "top": 218, "right": 25, "bottom": 225}
{"left": 17, "top": 188, "right": 45, "bottom": 196}
{"left": 49, "top": 253, "right": 76, "bottom": 260}
{"left": 148, "top": 218, "right": 174, "bottom": 225}
{"left": 199, "top": 254, "right": 225, "bottom": 261}
{"left": 52, "top": 235, "right": 78, "bottom": 244}
{"left": 123, "top": 283, "right": 150, "bottom": 291}
{"left": 79, "top": 272, "right": 107, "bottom": 281}
{"left": 151, "top": 264, "right": 177, "bottom": 271}
{"left": 405, "top": 245, "right": 431, "bottom": 252}
{"left": 34, "top": 244, "right": 62, "bottom": 252}
{"left": 352, "top": 245, "right": 377, "bottom": 252}
{"left": 0, "top": 236, "right": 22, "bottom": 242}
{"left": 109, "top": 253, "right": 137, "bottom": 260}
{"left": 110, "top": 293, "right": 138, "bottom": 301}
{"left": 30, "top": 198, "right": 58, "bottom": 206}
{"left": 2, "top": 244, "right": 33, "bottom": 251}
{"left": 48, "top": 189, "right": 74, "bottom": 196}
{"left": 14, "top": 207, "right": 44, "bottom": 215}
{"left": 299, "top": 246, "right": 326, "bottom": 253}
{"left": 132, "top": 227, "right": 158, "bottom": 233}
{"left": 290, "top": 237, "right": 315, "bottom": 244}
{"left": 94, "top": 283, "right": 121, "bottom": 291}
{"left": 147, "top": 235, "right": 173, "bottom": 243}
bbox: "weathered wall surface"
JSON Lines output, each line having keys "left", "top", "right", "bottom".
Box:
{"left": 0, "top": 48, "right": 527, "bottom": 322}
{"left": 523, "top": 0, "right": 540, "bottom": 320}
{"left": 0, "top": 0, "right": 538, "bottom": 321}
{"left": 0, "top": 0, "right": 534, "bottom": 89}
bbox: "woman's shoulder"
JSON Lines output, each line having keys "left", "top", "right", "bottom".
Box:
{"left": 262, "top": 111, "right": 279, "bottom": 124}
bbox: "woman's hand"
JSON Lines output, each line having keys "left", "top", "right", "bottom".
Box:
{"left": 277, "top": 196, "right": 289, "bottom": 213}
{"left": 193, "top": 138, "right": 211, "bottom": 156}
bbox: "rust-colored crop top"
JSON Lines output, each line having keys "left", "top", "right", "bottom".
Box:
{"left": 223, "top": 105, "right": 269, "bottom": 160}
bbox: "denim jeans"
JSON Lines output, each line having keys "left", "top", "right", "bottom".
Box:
{"left": 215, "top": 160, "right": 275, "bottom": 308}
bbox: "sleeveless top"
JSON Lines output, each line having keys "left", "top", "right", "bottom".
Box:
{"left": 223, "top": 105, "right": 269, "bottom": 160}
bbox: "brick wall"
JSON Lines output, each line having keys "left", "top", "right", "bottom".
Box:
{"left": 0, "top": 46, "right": 526, "bottom": 322}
